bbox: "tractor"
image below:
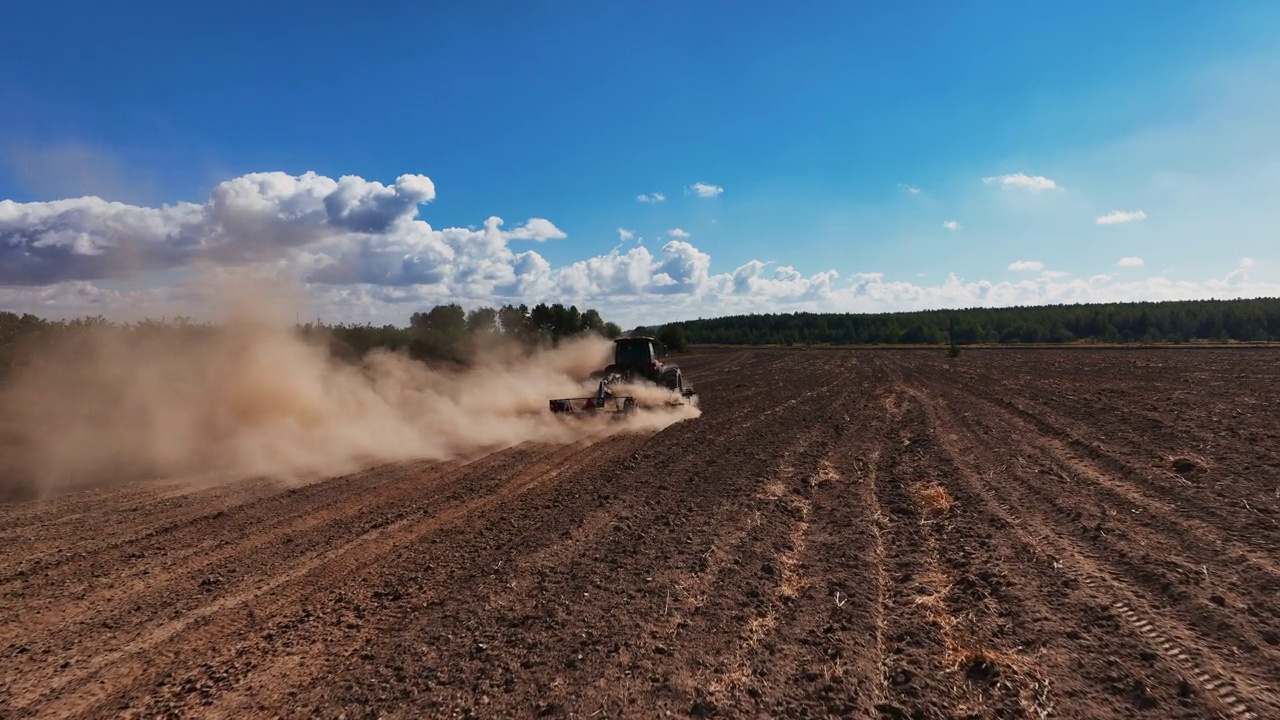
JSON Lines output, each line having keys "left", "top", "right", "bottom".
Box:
{"left": 549, "top": 336, "right": 696, "bottom": 416}
{"left": 592, "top": 336, "right": 689, "bottom": 393}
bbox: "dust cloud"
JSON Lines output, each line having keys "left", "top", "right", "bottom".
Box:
{"left": 0, "top": 282, "right": 699, "bottom": 499}
{"left": 605, "top": 379, "right": 702, "bottom": 429}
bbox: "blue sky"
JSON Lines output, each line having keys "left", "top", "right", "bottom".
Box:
{"left": 2, "top": 1, "right": 1279, "bottom": 326}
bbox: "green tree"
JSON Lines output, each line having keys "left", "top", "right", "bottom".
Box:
{"left": 565, "top": 305, "right": 582, "bottom": 337}
{"left": 498, "top": 304, "right": 530, "bottom": 338}
{"left": 408, "top": 304, "right": 468, "bottom": 362}
{"left": 466, "top": 307, "right": 498, "bottom": 334}
{"left": 580, "top": 308, "right": 605, "bottom": 334}
{"left": 657, "top": 325, "right": 688, "bottom": 353}
{"left": 411, "top": 304, "right": 466, "bottom": 334}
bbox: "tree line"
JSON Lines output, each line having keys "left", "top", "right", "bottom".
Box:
{"left": 314, "top": 302, "right": 623, "bottom": 363}
{"left": 0, "top": 301, "right": 624, "bottom": 374}
{"left": 663, "top": 298, "right": 1280, "bottom": 346}
{"left": 9, "top": 296, "right": 1275, "bottom": 376}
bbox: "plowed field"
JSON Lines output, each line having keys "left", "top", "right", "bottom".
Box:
{"left": 3, "top": 348, "right": 1279, "bottom": 719}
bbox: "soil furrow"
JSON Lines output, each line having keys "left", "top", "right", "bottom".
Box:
{"left": 0, "top": 454, "right": 503, "bottom": 653}
{"left": 969, "top": 379, "right": 1279, "bottom": 541}
{"left": 136, "top": 431, "right": 659, "bottom": 719}
{"left": 871, "top": 401, "right": 953, "bottom": 718}
{"left": 916, "top": 378, "right": 1280, "bottom": 690}
{"left": 5, "top": 438, "right": 605, "bottom": 716}
{"left": 936, "top": 377, "right": 1280, "bottom": 590}
{"left": 4, "top": 348, "right": 1278, "bottom": 718}
{"left": 903, "top": 378, "right": 1277, "bottom": 718}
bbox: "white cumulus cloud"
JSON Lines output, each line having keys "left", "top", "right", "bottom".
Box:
{"left": 942, "top": 220, "right": 961, "bottom": 230}
{"left": 687, "top": 182, "right": 724, "bottom": 198}
{"left": 617, "top": 228, "right": 634, "bottom": 241}
{"left": 899, "top": 184, "right": 922, "bottom": 195}
{"left": 1096, "top": 210, "right": 1147, "bottom": 225}
{"left": 4, "top": 168, "right": 1277, "bottom": 330}
{"left": 1008, "top": 260, "right": 1046, "bottom": 272}
{"left": 0, "top": 170, "right": 567, "bottom": 290}
{"left": 982, "top": 173, "right": 1060, "bottom": 191}
{"left": 502, "top": 217, "right": 566, "bottom": 241}
{"left": 11, "top": 262, "right": 1277, "bottom": 331}
{"left": 1117, "top": 256, "right": 1145, "bottom": 267}
{"left": 636, "top": 192, "right": 666, "bottom": 203}
{"left": 0, "top": 171, "right": 439, "bottom": 284}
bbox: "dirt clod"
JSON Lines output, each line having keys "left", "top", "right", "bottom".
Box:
{"left": 689, "top": 699, "right": 718, "bottom": 717}
{"left": 1168, "top": 455, "right": 1207, "bottom": 476}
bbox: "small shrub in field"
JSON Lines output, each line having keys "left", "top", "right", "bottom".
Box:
{"left": 947, "top": 343, "right": 961, "bottom": 358}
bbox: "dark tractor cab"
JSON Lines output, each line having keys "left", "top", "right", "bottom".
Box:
{"left": 597, "top": 336, "right": 686, "bottom": 392}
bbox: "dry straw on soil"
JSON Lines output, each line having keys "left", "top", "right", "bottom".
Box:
{"left": 910, "top": 483, "right": 954, "bottom": 517}
{"left": 911, "top": 568, "right": 1050, "bottom": 716}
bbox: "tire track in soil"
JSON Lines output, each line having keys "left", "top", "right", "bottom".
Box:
{"left": 147, "top": 430, "right": 664, "bottom": 720}
{"left": 0, "top": 455, "right": 484, "bottom": 650}
{"left": 437, "top": 432, "right": 740, "bottom": 718}
{"left": 405, "top": 350, "right": 864, "bottom": 719}
{"left": 78, "top": 435, "right": 623, "bottom": 719}
{"left": 922, "top": 370, "right": 1280, "bottom": 681}
{"left": 0, "top": 479, "right": 290, "bottom": 579}
{"left": 934, "top": 378, "right": 1280, "bottom": 649}
{"left": 6, "top": 348, "right": 1280, "bottom": 718}
{"left": 974, "top": 351, "right": 1280, "bottom": 500}
{"left": 0, "top": 481, "right": 192, "bottom": 531}
{"left": 276, "top": 356, "right": 839, "bottom": 719}
{"left": 870, "top": 384, "right": 1050, "bottom": 719}
{"left": 700, "top": 372, "right": 897, "bottom": 718}
{"left": 865, "top": 376, "right": 908, "bottom": 717}
{"left": 902, "top": 378, "right": 1277, "bottom": 719}
{"left": 861, "top": 447, "right": 891, "bottom": 715}
{"left": 961, "top": 355, "right": 1280, "bottom": 509}
{"left": 5, "top": 435, "right": 615, "bottom": 717}
{"left": 0, "top": 351, "right": 780, "bottom": 719}
{"left": 961, "top": 374, "right": 1280, "bottom": 560}
{"left": 4, "top": 456, "right": 473, "bottom": 715}
{"left": 915, "top": 356, "right": 1280, "bottom": 579}
{"left": 0, "top": 460, "right": 448, "bottom": 581}
{"left": 0, "top": 461, "right": 449, "bottom": 588}
{"left": 893, "top": 386, "right": 1139, "bottom": 717}
{"left": 7, "top": 434, "right": 601, "bottom": 627}
{"left": 685, "top": 433, "right": 828, "bottom": 709}
{"left": 587, "top": 353, "right": 863, "bottom": 717}
{"left": 869, "top": 392, "right": 951, "bottom": 717}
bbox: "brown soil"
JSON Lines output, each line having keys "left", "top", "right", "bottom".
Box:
{"left": 2, "top": 348, "right": 1278, "bottom": 718}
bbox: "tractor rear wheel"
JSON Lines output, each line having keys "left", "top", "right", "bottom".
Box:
{"left": 661, "top": 368, "right": 682, "bottom": 392}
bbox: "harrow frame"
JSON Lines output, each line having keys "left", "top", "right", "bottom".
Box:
{"left": 547, "top": 394, "right": 638, "bottom": 416}
{"left": 549, "top": 374, "right": 696, "bottom": 417}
